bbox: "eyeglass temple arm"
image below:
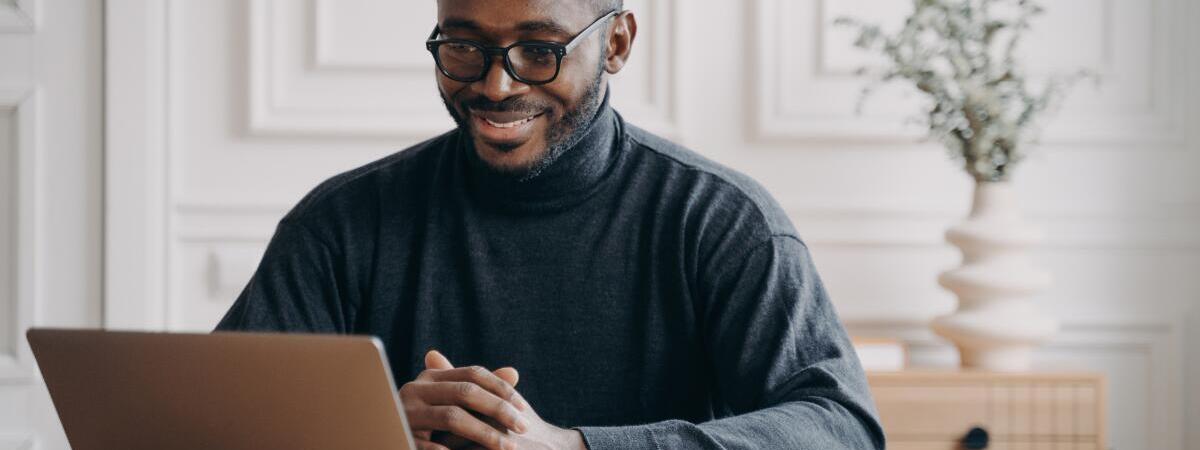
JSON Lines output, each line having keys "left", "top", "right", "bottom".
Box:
{"left": 563, "top": 10, "right": 620, "bottom": 53}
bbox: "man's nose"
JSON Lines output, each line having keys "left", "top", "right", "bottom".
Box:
{"left": 473, "top": 57, "right": 531, "bottom": 102}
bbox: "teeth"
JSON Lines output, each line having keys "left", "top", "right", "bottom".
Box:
{"left": 484, "top": 116, "right": 536, "bottom": 129}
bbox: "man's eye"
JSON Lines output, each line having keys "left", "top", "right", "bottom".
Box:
{"left": 522, "top": 46, "right": 555, "bottom": 60}
{"left": 446, "top": 43, "right": 478, "bottom": 54}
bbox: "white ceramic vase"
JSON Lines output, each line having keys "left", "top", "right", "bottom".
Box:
{"left": 932, "top": 181, "right": 1058, "bottom": 371}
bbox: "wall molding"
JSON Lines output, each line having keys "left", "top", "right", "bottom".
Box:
{"left": 104, "top": 0, "right": 170, "bottom": 331}
{"left": 309, "top": 0, "right": 428, "bottom": 72}
{"left": 0, "top": 0, "right": 37, "bottom": 33}
{"left": 753, "top": 0, "right": 1187, "bottom": 146}
{"left": 608, "top": 0, "right": 680, "bottom": 138}
{"left": 166, "top": 201, "right": 1200, "bottom": 250}
{"left": 0, "top": 88, "right": 38, "bottom": 383}
{"left": 248, "top": 0, "right": 464, "bottom": 138}
{"left": 248, "top": 0, "right": 680, "bottom": 138}
{"left": 788, "top": 206, "right": 1200, "bottom": 250}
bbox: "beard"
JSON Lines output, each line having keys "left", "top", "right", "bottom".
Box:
{"left": 440, "top": 56, "right": 607, "bottom": 181}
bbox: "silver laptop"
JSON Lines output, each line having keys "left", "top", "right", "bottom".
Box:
{"left": 27, "top": 328, "right": 417, "bottom": 450}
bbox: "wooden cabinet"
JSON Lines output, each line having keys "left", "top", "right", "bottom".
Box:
{"left": 867, "top": 371, "right": 1106, "bottom": 450}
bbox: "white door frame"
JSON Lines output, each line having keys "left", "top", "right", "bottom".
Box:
{"left": 5, "top": 0, "right": 103, "bottom": 447}
{"left": 104, "top": 0, "right": 171, "bottom": 331}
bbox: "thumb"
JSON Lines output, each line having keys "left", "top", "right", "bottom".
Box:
{"left": 424, "top": 349, "right": 454, "bottom": 370}
{"left": 493, "top": 367, "right": 519, "bottom": 387}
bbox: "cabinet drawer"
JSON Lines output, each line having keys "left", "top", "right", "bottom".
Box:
{"left": 872, "top": 385, "right": 989, "bottom": 438}
{"left": 885, "top": 441, "right": 1100, "bottom": 450}
{"left": 867, "top": 371, "right": 1106, "bottom": 449}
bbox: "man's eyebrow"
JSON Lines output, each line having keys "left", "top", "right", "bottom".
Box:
{"left": 438, "top": 17, "right": 572, "bottom": 39}
{"left": 515, "top": 20, "right": 572, "bottom": 37}
{"left": 440, "top": 17, "right": 482, "bottom": 31}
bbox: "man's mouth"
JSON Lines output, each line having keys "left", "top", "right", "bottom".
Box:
{"left": 469, "top": 108, "right": 545, "bottom": 145}
{"left": 483, "top": 115, "right": 538, "bottom": 129}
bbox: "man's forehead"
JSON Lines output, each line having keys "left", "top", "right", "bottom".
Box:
{"left": 436, "top": 0, "right": 597, "bottom": 35}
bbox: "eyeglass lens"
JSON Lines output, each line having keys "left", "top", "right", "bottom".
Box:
{"left": 436, "top": 43, "right": 560, "bottom": 82}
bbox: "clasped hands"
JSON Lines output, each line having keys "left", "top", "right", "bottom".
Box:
{"left": 400, "top": 350, "right": 586, "bottom": 450}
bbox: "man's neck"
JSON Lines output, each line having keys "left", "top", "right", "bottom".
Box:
{"left": 459, "top": 91, "right": 620, "bottom": 213}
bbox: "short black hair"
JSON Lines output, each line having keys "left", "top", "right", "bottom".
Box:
{"left": 592, "top": 0, "right": 622, "bottom": 14}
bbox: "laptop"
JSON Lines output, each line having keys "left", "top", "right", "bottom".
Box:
{"left": 26, "top": 328, "right": 418, "bottom": 450}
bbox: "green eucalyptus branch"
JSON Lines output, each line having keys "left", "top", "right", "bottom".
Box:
{"left": 835, "top": 0, "right": 1096, "bottom": 182}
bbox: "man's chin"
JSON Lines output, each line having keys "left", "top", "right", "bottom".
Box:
{"left": 481, "top": 139, "right": 522, "bottom": 154}
{"left": 471, "top": 136, "right": 548, "bottom": 176}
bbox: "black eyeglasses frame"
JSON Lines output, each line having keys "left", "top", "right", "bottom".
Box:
{"left": 425, "top": 9, "right": 620, "bottom": 85}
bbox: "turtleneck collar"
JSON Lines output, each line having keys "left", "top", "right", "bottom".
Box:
{"left": 458, "top": 89, "right": 622, "bottom": 214}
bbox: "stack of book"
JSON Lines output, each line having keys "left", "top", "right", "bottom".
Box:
{"left": 850, "top": 338, "right": 907, "bottom": 372}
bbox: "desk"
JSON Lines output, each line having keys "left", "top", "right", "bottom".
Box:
{"left": 867, "top": 371, "right": 1107, "bottom": 450}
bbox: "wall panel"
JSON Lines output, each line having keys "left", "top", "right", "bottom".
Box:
{"left": 4, "top": 3, "right": 102, "bottom": 450}
{"left": 0, "top": 89, "right": 36, "bottom": 383}
{"left": 755, "top": 0, "right": 1185, "bottom": 144}
{"left": 0, "top": 95, "right": 15, "bottom": 373}
{"left": 248, "top": 0, "right": 677, "bottom": 138}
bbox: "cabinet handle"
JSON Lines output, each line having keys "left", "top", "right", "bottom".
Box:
{"left": 962, "top": 426, "right": 989, "bottom": 449}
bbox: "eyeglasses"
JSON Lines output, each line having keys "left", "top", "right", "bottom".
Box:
{"left": 425, "top": 10, "right": 619, "bottom": 85}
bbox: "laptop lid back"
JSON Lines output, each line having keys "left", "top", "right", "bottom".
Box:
{"left": 27, "top": 328, "right": 416, "bottom": 450}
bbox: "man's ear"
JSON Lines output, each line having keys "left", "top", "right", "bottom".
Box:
{"left": 604, "top": 11, "right": 638, "bottom": 74}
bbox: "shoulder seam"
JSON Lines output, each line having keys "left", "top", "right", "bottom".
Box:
{"left": 277, "top": 218, "right": 340, "bottom": 257}
{"left": 711, "top": 233, "right": 805, "bottom": 285}
{"left": 729, "top": 234, "right": 806, "bottom": 269}
{"left": 290, "top": 132, "right": 451, "bottom": 220}
{"left": 273, "top": 218, "right": 361, "bottom": 325}
{"left": 627, "top": 133, "right": 787, "bottom": 237}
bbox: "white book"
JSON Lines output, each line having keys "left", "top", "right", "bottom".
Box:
{"left": 851, "top": 338, "right": 907, "bottom": 372}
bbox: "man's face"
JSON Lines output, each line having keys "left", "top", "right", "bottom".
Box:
{"left": 435, "top": 0, "right": 612, "bottom": 177}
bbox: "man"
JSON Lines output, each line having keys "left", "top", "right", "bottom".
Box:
{"left": 215, "top": 0, "right": 886, "bottom": 449}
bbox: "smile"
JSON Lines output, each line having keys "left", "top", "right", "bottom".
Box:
{"left": 469, "top": 109, "right": 546, "bottom": 146}
{"left": 484, "top": 115, "right": 539, "bottom": 129}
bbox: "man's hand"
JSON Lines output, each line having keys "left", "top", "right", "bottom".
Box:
{"left": 407, "top": 351, "right": 587, "bottom": 450}
{"left": 402, "top": 350, "right": 530, "bottom": 450}
{"left": 455, "top": 395, "right": 587, "bottom": 450}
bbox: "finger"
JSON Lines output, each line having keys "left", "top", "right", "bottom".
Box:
{"left": 426, "top": 350, "right": 455, "bottom": 370}
{"left": 493, "top": 367, "right": 518, "bottom": 387}
{"left": 415, "top": 438, "right": 452, "bottom": 450}
{"left": 416, "top": 350, "right": 456, "bottom": 382}
{"left": 429, "top": 366, "right": 520, "bottom": 407}
{"left": 490, "top": 367, "right": 527, "bottom": 411}
{"left": 419, "top": 405, "right": 513, "bottom": 450}
{"left": 409, "top": 381, "right": 527, "bottom": 433}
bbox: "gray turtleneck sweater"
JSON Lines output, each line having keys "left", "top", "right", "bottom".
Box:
{"left": 214, "top": 97, "right": 885, "bottom": 449}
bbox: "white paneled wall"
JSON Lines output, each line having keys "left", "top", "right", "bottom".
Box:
{"left": 757, "top": 0, "right": 1186, "bottom": 144}
{"left": 0, "top": 89, "right": 33, "bottom": 384}
{"left": 0, "top": 2, "right": 41, "bottom": 445}
{"left": 247, "top": 0, "right": 676, "bottom": 138}
{"left": 105, "top": 1, "right": 1199, "bottom": 449}
{"left": 1, "top": 0, "right": 104, "bottom": 449}
{"left": 0, "top": 87, "right": 40, "bottom": 450}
